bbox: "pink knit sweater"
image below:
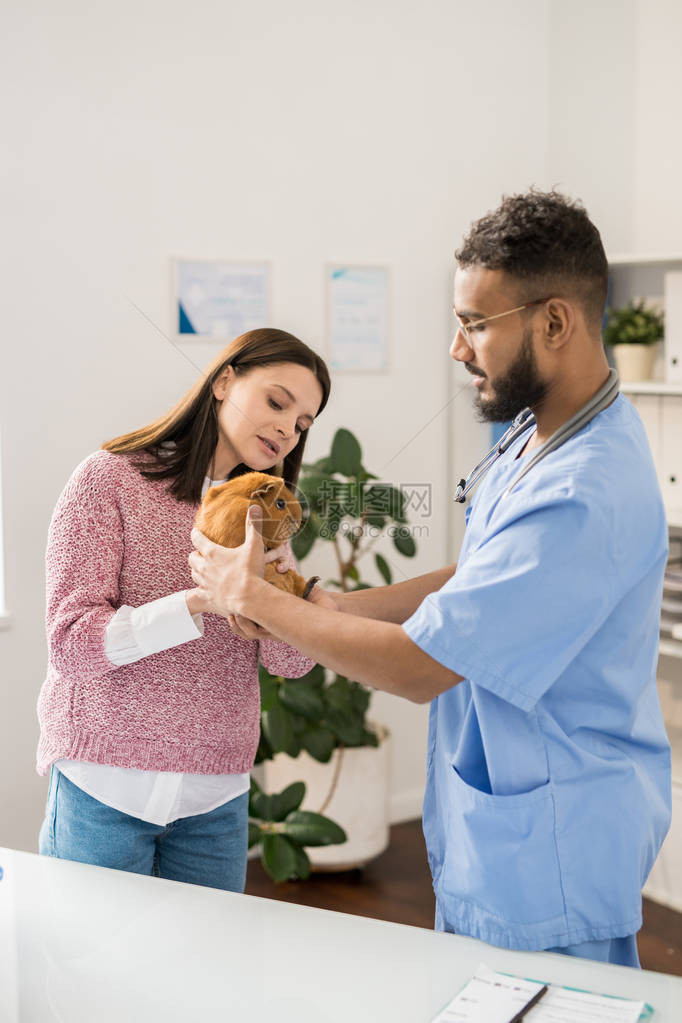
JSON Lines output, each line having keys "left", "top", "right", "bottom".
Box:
{"left": 36, "top": 450, "right": 314, "bottom": 776}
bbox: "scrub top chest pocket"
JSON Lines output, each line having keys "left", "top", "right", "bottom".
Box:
{"left": 440, "top": 763, "right": 565, "bottom": 929}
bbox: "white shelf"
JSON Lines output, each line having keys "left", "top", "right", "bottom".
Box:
{"left": 608, "top": 253, "right": 682, "bottom": 266}
{"left": 620, "top": 380, "right": 682, "bottom": 395}
{"left": 659, "top": 637, "right": 682, "bottom": 659}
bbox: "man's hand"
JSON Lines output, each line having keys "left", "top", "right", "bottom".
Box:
{"left": 305, "top": 585, "right": 339, "bottom": 612}
{"left": 188, "top": 505, "right": 267, "bottom": 618}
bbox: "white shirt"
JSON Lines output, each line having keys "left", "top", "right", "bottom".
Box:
{"left": 56, "top": 477, "right": 250, "bottom": 825}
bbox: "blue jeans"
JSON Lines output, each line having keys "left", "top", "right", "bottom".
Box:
{"left": 39, "top": 767, "right": 248, "bottom": 893}
{"left": 435, "top": 902, "right": 640, "bottom": 968}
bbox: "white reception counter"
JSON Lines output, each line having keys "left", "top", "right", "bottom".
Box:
{"left": 0, "top": 846, "right": 680, "bottom": 1021}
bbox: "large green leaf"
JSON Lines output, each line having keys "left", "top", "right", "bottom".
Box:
{"left": 374, "top": 553, "right": 392, "bottom": 585}
{"left": 298, "top": 475, "right": 334, "bottom": 513}
{"left": 261, "top": 702, "right": 295, "bottom": 754}
{"left": 321, "top": 503, "right": 345, "bottom": 539}
{"left": 259, "top": 671, "right": 280, "bottom": 712}
{"left": 254, "top": 730, "right": 273, "bottom": 765}
{"left": 326, "top": 709, "right": 366, "bottom": 746}
{"left": 335, "top": 481, "right": 362, "bottom": 519}
{"left": 280, "top": 681, "right": 325, "bottom": 720}
{"left": 270, "top": 782, "right": 306, "bottom": 821}
{"left": 262, "top": 834, "right": 298, "bottom": 882}
{"left": 285, "top": 732, "right": 302, "bottom": 758}
{"left": 325, "top": 678, "right": 354, "bottom": 713}
{"left": 330, "top": 428, "right": 363, "bottom": 477}
{"left": 363, "top": 484, "right": 406, "bottom": 521}
{"left": 283, "top": 811, "right": 347, "bottom": 847}
{"left": 348, "top": 681, "right": 371, "bottom": 716}
{"left": 248, "top": 821, "right": 261, "bottom": 849}
{"left": 292, "top": 845, "right": 311, "bottom": 880}
{"left": 393, "top": 528, "right": 417, "bottom": 557}
{"left": 291, "top": 523, "right": 317, "bottom": 561}
{"left": 389, "top": 486, "right": 408, "bottom": 522}
{"left": 300, "top": 725, "right": 336, "bottom": 762}
{"left": 362, "top": 727, "right": 380, "bottom": 748}
{"left": 249, "top": 788, "right": 274, "bottom": 821}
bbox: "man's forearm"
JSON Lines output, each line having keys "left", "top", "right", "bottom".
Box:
{"left": 241, "top": 580, "right": 460, "bottom": 702}
{"left": 333, "top": 562, "right": 457, "bottom": 622}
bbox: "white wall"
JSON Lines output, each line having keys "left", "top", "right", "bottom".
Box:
{"left": 547, "top": 0, "right": 682, "bottom": 259}
{"left": 632, "top": 0, "right": 682, "bottom": 252}
{"left": 548, "top": 0, "right": 637, "bottom": 255}
{"left": 0, "top": 0, "right": 552, "bottom": 851}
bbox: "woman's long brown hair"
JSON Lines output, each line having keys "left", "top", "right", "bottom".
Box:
{"left": 102, "top": 328, "right": 331, "bottom": 502}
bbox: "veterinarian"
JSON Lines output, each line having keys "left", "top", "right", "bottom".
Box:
{"left": 189, "top": 192, "right": 671, "bottom": 965}
{"left": 36, "top": 328, "right": 330, "bottom": 891}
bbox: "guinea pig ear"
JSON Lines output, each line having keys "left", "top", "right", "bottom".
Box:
{"left": 252, "top": 481, "right": 279, "bottom": 499}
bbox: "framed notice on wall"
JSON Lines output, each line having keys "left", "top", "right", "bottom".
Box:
{"left": 172, "top": 259, "right": 271, "bottom": 341}
{"left": 327, "top": 265, "right": 390, "bottom": 371}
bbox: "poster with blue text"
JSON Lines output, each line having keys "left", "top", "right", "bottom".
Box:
{"left": 328, "top": 265, "right": 390, "bottom": 371}
{"left": 174, "top": 259, "right": 270, "bottom": 340}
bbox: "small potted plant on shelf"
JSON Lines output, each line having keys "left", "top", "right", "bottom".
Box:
{"left": 604, "top": 299, "right": 664, "bottom": 383}
{"left": 254, "top": 427, "right": 417, "bottom": 874}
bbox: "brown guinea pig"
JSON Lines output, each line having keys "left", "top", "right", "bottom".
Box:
{"left": 194, "top": 472, "right": 319, "bottom": 599}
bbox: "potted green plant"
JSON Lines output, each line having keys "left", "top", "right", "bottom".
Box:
{"left": 247, "top": 775, "right": 347, "bottom": 881}
{"left": 255, "top": 427, "right": 418, "bottom": 872}
{"left": 604, "top": 299, "right": 664, "bottom": 383}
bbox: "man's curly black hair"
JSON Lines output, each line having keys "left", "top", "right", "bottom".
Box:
{"left": 455, "top": 189, "right": 608, "bottom": 330}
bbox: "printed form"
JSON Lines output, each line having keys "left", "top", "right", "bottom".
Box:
{"left": 432, "top": 964, "right": 647, "bottom": 1023}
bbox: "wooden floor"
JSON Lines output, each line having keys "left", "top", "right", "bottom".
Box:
{"left": 246, "top": 820, "right": 682, "bottom": 977}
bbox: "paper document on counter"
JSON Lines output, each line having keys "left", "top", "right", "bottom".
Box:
{"left": 432, "top": 963, "right": 647, "bottom": 1023}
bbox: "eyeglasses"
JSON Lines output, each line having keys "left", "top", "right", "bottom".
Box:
{"left": 453, "top": 297, "right": 550, "bottom": 344}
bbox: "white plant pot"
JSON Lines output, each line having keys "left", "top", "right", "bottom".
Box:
{"left": 263, "top": 725, "right": 391, "bottom": 871}
{"left": 612, "top": 343, "right": 657, "bottom": 383}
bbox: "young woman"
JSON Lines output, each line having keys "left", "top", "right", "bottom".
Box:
{"left": 37, "top": 327, "right": 330, "bottom": 892}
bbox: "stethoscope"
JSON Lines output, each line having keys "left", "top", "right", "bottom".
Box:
{"left": 453, "top": 368, "right": 620, "bottom": 504}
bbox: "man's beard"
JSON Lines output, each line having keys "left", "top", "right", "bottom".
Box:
{"left": 472, "top": 327, "right": 549, "bottom": 423}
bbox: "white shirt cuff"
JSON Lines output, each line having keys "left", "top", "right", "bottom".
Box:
{"left": 105, "top": 591, "right": 204, "bottom": 666}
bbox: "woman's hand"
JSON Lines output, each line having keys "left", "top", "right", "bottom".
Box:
{"left": 185, "top": 587, "right": 216, "bottom": 616}
{"left": 225, "top": 585, "right": 340, "bottom": 641}
{"left": 225, "top": 613, "right": 278, "bottom": 641}
{"left": 264, "top": 543, "right": 293, "bottom": 574}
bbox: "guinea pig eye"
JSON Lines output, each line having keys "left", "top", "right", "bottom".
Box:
{"left": 275, "top": 499, "right": 286, "bottom": 510}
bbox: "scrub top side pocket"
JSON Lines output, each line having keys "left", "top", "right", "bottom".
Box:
{"left": 440, "top": 764, "right": 566, "bottom": 929}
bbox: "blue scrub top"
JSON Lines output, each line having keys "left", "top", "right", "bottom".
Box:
{"left": 403, "top": 394, "right": 671, "bottom": 951}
